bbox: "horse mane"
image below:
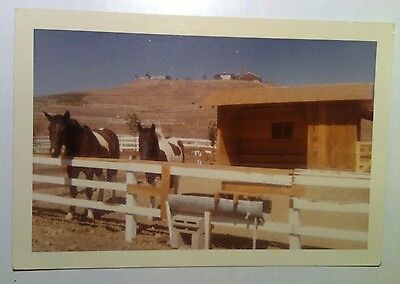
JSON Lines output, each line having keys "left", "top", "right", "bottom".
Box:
{"left": 82, "top": 124, "right": 92, "bottom": 131}
{"left": 66, "top": 117, "right": 83, "bottom": 130}
{"left": 62, "top": 118, "right": 86, "bottom": 156}
{"left": 155, "top": 127, "right": 165, "bottom": 139}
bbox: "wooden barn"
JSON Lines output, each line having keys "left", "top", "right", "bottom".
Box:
{"left": 203, "top": 83, "right": 374, "bottom": 171}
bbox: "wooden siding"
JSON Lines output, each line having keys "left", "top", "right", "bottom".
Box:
{"left": 216, "top": 101, "right": 363, "bottom": 170}
{"left": 216, "top": 106, "right": 241, "bottom": 165}
{"left": 236, "top": 105, "right": 307, "bottom": 168}
{"left": 306, "top": 102, "right": 360, "bottom": 170}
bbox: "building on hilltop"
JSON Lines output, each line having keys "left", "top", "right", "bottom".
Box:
{"left": 136, "top": 73, "right": 151, "bottom": 80}
{"left": 213, "top": 73, "right": 236, "bottom": 80}
{"left": 135, "top": 74, "right": 172, "bottom": 80}
{"left": 239, "top": 72, "right": 262, "bottom": 82}
{"left": 151, "top": 75, "right": 172, "bottom": 80}
{"left": 213, "top": 71, "right": 262, "bottom": 82}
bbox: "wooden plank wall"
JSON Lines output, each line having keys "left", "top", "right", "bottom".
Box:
{"left": 237, "top": 105, "right": 307, "bottom": 168}
{"left": 216, "top": 101, "right": 362, "bottom": 170}
{"left": 306, "top": 101, "right": 360, "bottom": 170}
{"left": 216, "top": 106, "right": 241, "bottom": 165}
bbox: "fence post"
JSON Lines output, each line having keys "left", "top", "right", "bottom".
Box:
{"left": 289, "top": 198, "right": 301, "bottom": 249}
{"left": 125, "top": 171, "right": 138, "bottom": 241}
{"left": 204, "top": 211, "right": 211, "bottom": 250}
{"left": 166, "top": 201, "right": 173, "bottom": 242}
{"left": 160, "top": 163, "right": 171, "bottom": 220}
{"left": 252, "top": 217, "right": 258, "bottom": 250}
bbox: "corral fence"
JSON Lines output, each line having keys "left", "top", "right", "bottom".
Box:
{"left": 32, "top": 154, "right": 370, "bottom": 249}
{"left": 288, "top": 196, "right": 369, "bottom": 249}
{"left": 33, "top": 135, "right": 214, "bottom": 153}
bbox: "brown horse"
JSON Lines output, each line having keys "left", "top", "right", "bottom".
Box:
{"left": 137, "top": 122, "right": 184, "bottom": 187}
{"left": 44, "top": 110, "right": 120, "bottom": 220}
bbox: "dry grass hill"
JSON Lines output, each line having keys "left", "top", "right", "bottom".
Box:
{"left": 34, "top": 79, "right": 270, "bottom": 139}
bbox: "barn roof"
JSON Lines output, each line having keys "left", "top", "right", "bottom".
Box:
{"left": 202, "top": 83, "right": 373, "bottom": 107}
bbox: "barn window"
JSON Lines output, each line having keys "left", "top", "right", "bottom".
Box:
{"left": 271, "top": 122, "right": 293, "bottom": 139}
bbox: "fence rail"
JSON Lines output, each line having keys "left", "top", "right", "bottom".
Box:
{"left": 32, "top": 154, "right": 370, "bottom": 249}
{"left": 32, "top": 192, "right": 160, "bottom": 218}
{"left": 33, "top": 135, "right": 214, "bottom": 153}
{"left": 288, "top": 198, "right": 369, "bottom": 248}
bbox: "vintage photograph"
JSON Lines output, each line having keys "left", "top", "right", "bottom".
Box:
{"left": 32, "top": 29, "right": 375, "bottom": 252}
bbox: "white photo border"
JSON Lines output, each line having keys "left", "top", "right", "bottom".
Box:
{"left": 13, "top": 8, "right": 394, "bottom": 269}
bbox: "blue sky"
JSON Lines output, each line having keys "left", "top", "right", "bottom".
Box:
{"left": 34, "top": 29, "right": 376, "bottom": 96}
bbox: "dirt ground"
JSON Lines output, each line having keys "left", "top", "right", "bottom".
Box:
{"left": 32, "top": 204, "right": 171, "bottom": 252}
{"left": 32, "top": 201, "right": 284, "bottom": 252}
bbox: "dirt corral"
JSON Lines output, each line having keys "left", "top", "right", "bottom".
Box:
{"left": 32, "top": 202, "right": 171, "bottom": 252}
{"left": 32, "top": 202, "right": 285, "bottom": 252}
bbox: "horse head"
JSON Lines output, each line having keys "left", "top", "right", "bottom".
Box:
{"left": 44, "top": 110, "right": 70, "bottom": 158}
{"left": 137, "top": 122, "right": 159, "bottom": 161}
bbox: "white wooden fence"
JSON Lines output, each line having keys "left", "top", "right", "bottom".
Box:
{"left": 33, "top": 135, "right": 214, "bottom": 153}
{"left": 212, "top": 169, "right": 370, "bottom": 249}
{"left": 32, "top": 155, "right": 370, "bottom": 249}
{"left": 33, "top": 155, "right": 164, "bottom": 241}
{"left": 288, "top": 198, "right": 369, "bottom": 249}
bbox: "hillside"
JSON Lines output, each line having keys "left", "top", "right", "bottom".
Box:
{"left": 34, "top": 79, "right": 270, "bottom": 138}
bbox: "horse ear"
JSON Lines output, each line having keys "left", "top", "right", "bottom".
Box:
{"left": 43, "top": 111, "right": 53, "bottom": 121}
{"left": 151, "top": 123, "right": 156, "bottom": 132}
{"left": 64, "top": 111, "right": 70, "bottom": 120}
